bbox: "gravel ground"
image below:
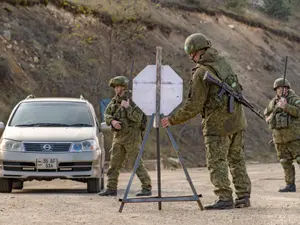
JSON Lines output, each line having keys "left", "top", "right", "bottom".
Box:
{"left": 0, "top": 163, "right": 299, "bottom": 225}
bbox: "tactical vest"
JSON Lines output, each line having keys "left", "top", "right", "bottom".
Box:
{"left": 202, "top": 56, "right": 243, "bottom": 94}
{"left": 110, "top": 94, "right": 145, "bottom": 132}
{"left": 110, "top": 97, "right": 128, "bottom": 132}
{"left": 268, "top": 99, "right": 290, "bottom": 130}
{"left": 198, "top": 51, "right": 244, "bottom": 116}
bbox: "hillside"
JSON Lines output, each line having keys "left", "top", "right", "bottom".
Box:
{"left": 1, "top": 0, "right": 300, "bottom": 167}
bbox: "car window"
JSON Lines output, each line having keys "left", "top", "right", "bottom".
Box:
{"left": 9, "top": 101, "right": 94, "bottom": 127}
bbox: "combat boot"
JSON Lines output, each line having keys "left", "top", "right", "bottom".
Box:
{"left": 204, "top": 199, "right": 234, "bottom": 210}
{"left": 135, "top": 188, "right": 152, "bottom": 196}
{"left": 235, "top": 197, "right": 251, "bottom": 208}
{"left": 98, "top": 189, "right": 117, "bottom": 196}
{"left": 278, "top": 184, "right": 296, "bottom": 192}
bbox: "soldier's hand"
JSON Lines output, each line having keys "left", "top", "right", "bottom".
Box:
{"left": 276, "top": 98, "right": 287, "bottom": 109}
{"left": 161, "top": 117, "right": 171, "bottom": 128}
{"left": 111, "top": 120, "right": 121, "bottom": 130}
{"left": 121, "top": 99, "right": 130, "bottom": 108}
{"left": 266, "top": 115, "right": 272, "bottom": 123}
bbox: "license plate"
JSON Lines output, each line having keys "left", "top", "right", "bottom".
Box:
{"left": 36, "top": 158, "right": 58, "bottom": 170}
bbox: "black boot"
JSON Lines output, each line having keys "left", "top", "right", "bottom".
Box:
{"left": 98, "top": 189, "right": 117, "bottom": 196}
{"left": 235, "top": 197, "right": 251, "bottom": 208}
{"left": 278, "top": 184, "right": 296, "bottom": 192}
{"left": 204, "top": 199, "right": 234, "bottom": 210}
{"left": 135, "top": 188, "right": 152, "bottom": 196}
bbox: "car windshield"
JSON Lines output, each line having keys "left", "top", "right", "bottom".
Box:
{"left": 9, "top": 101, "right": 94, "bottom": 127}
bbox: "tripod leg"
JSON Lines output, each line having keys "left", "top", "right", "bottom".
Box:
{"left": 156, "top": 126, "right": 162, "bottom": 210}
{"left": 119, "top": 114, "right": 155, "bottom": 213}
{"left": 165, "top": 127, "right": 204, "bottom": 210}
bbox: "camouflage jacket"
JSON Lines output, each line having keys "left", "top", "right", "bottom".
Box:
{"left": 169, "top": 48, "right": 247, "bottom": 136}
{"left": 264, "top": 89, "right": 300, "bottom": 144}
{"left": 104, "top": 91, "right": 143, "bottom": 144}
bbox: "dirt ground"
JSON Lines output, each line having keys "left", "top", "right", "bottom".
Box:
{"left": 0, "top": 163, "right": 299, "bottom": 225}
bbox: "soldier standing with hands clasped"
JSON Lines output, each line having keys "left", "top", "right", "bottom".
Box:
{"left": 98, "top": 76, "right": 152, "bottom": 197}
{"left": 264, "top": 77, "right": 300, "bottom": 192}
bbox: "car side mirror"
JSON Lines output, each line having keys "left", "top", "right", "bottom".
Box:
{"left": 0, "top": 122, "right": 5, "bottom": 129}
{"left": 100, "top": 122, "right": 110, "bottom": 132}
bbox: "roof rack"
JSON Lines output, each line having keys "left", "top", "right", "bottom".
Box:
{"left": 25, "top": 94, "right": 35, "bottom": 99}
{"left": 80, "top": 95, "right": 85, "bottom": 100}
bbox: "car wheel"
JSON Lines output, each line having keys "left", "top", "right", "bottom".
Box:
{"left": 87, "top": 178, "right": 101, "bottom": 193}
{"left": 0, "top": 178, "right": 13, "bottom": 193}
{"left": 13, "top": 181, "right": 24, "bottom": 190}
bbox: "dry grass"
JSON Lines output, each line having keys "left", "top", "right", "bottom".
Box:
{"left": 63, "top": 0, "right": 300, "bottom": 42}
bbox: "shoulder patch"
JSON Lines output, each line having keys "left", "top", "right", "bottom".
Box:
{"left": 294, "top": 99, "right": 300, "bottom": 105}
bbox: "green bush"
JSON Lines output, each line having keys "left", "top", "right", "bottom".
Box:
{"left": 225, "top": 0, "right": 247, "bottom": 12}
{"left": 263, "top": 0, "right": 292, "bottom": 21}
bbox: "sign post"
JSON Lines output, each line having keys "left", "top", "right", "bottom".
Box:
{"left": 118, "top": 47, "right": 203, "bottom": 213}
{"left": 155, "top": 47, "right": 162, "bottom": 210}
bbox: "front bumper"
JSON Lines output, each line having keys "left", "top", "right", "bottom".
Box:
{"left": 0, "top": 150, "right": 102, "bottom": 180}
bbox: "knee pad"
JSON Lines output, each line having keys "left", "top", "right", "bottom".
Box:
{"left": 296, "top": 156, "right": 300, "bottom": 165}
{"left": 280, "top": 158, "right": 291, "bottom": 169}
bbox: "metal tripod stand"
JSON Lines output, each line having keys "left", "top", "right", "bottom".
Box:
{"left": 118, "top": 113, "right": 203, "bottom": 213}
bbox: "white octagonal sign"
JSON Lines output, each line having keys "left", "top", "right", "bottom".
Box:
{"left": 132, "top": 65, "right": 183, "bottom": 116}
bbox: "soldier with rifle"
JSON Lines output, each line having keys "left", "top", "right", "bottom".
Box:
{"left": 264, "top": 56, "right": 300, "bottom": 192}
{"left": 161, "top": 33, "right": 257, "bottom": 210}
{"left": 98, "top": 63, "right": 151, "bottom": 197}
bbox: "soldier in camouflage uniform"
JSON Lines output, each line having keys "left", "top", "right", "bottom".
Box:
{"left": 264, "top": 78, "right": 300, "bottom": 192}
{"left": 161, "top": 33, "right": 251, "bottom": 210}
{"left": 98, "top": 76, "right": 152, "bottom": 196}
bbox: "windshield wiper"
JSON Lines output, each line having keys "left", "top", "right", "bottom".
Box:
{"left": 15, "top": 123, "right": 93, "bottom": 127}
{"left": 15, "top": 123, "right": 43, "bottom": 127}
{"left": 68, "top": 123, "right": 93, "bottom": 127}
{"left": 15, "top": 123, "right": 69, "bottom": 127}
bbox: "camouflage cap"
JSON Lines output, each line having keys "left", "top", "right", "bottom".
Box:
{"left": 108, "top": 76, "right": 129, "bottom": 88}
{"left": 184, "top": 33, "right": 212, "bottom": 54}
{"left": 273, "top": 78, "right": 291, "bottom": 90}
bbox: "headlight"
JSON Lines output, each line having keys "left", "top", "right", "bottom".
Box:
{"left": 0, "top": 139, "right": 24, "bottom": 152}
{"left": 70, "top": 139, "right": 98, "bottom": 152}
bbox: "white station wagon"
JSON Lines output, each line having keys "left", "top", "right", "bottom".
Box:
{"left": 0, "top": 95, "right": 105, "bottom": 193}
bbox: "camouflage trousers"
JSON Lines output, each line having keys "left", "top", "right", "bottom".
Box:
{"left": 106, "top": 142, "right": 152, "bottom": 190}
{"left": 204, "top": 130, "right": 251, "bottom": 200}
{"left": 275, "top": 140, "right": 300, "bottom": 185}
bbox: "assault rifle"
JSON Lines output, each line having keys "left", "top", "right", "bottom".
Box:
{"left": 128, "top": 59, "right": 134, "bottom": 95}
{"left": 281, "top": 56, "right": 288, "bottom": 100}
{"left": 203, "top": 71, "right": 265, "bottom": 120}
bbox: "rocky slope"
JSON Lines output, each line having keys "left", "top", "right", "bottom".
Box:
{"left": 1, "top": 0, "right": 300, "bottom": 166}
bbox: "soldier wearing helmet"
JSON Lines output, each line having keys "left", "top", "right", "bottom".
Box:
{"left": 264, "top": 77, "right": 300, "bottom": 193}
{"left": 273, "top": 77, "right": 291, "bottom": 91}
{"left": 161, "top": 33, "right": 251, "bottom": 209}
{"left": 98, "top": 76, "right": 152, "bottom": 197}
{"left": 108, "top": 75, "right": 129, "bottom": 89}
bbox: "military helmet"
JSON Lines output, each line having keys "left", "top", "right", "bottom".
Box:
{"left": 184, "top": 33, "right": 212, "bottom": 54}
{"left": 108, "top": 76, "right": 129, "bottom": 88}
{"left": 273, "top": 78, "right": 291, "bottom": 90}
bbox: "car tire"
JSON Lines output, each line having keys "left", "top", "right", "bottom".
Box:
{"left": 0, "top": 178, "right": 13, "bottom": 193}
{"left": 13, "top": 181, "right": 24, "bottom": 190}
{"left": 87, "top": 178, "right": 101, "bottom": 193}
